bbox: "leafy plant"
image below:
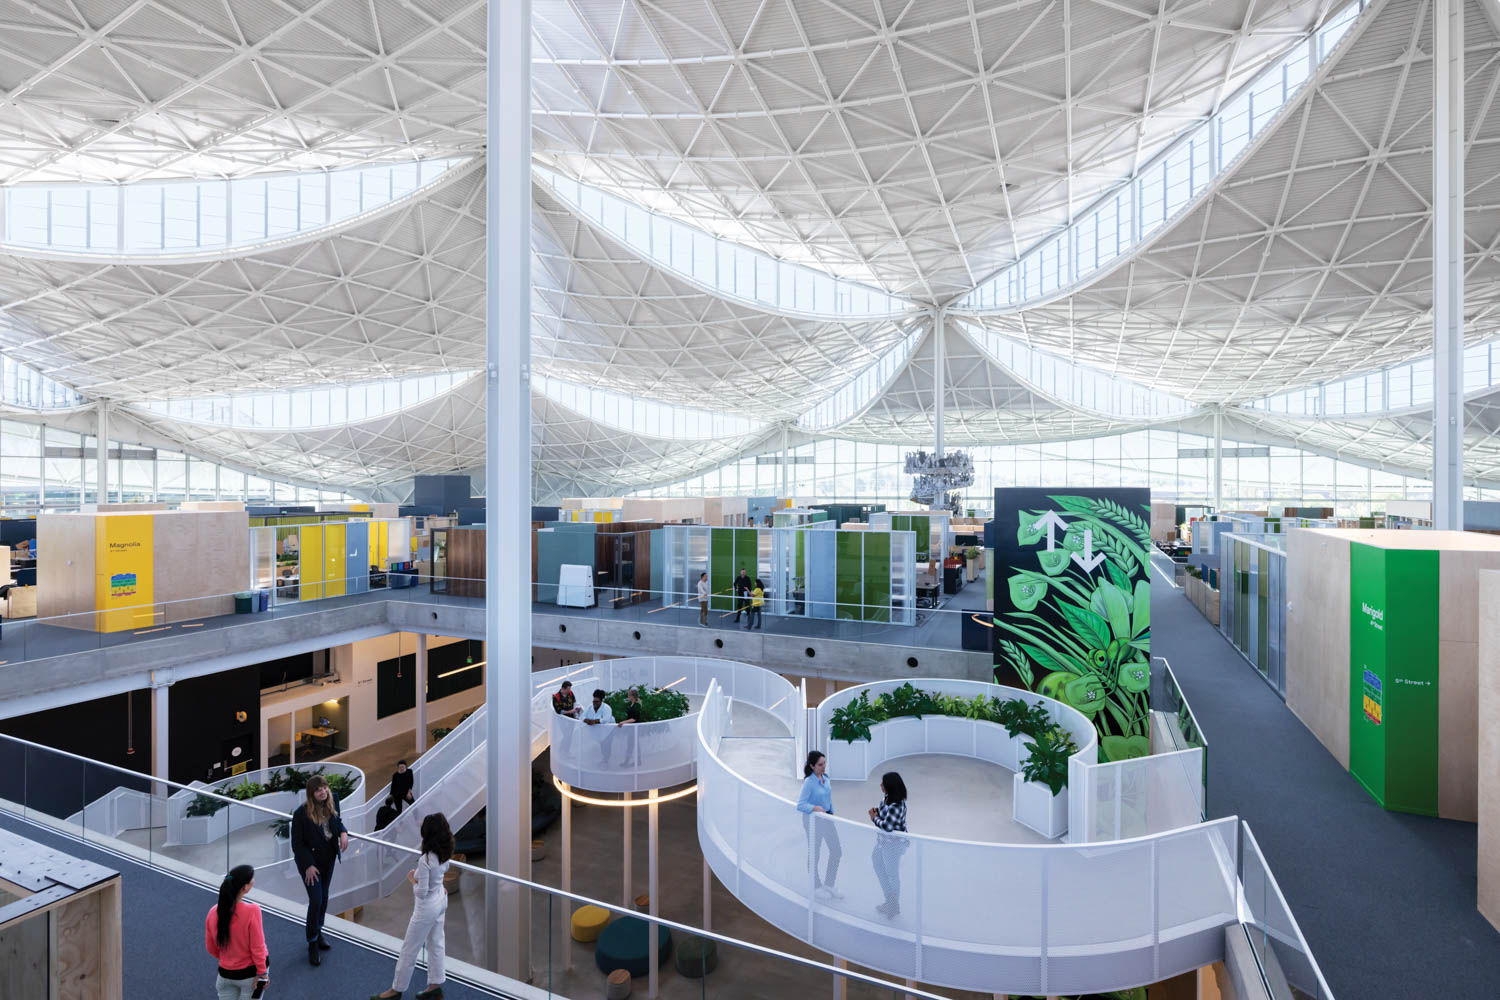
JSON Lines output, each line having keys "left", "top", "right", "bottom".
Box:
{"left": 874, "top": 682, "right": 942, "bottom": 720}
{"left": 604, "top": 685, "right": 690, "bottom": 723}
{"left": 324, "top": 772, "right": 360, "bottom": 801}
{"left": 226, "top": 779, "right": 266, "bottom": 801}
{"left": 431, "top": 726, "right": 454, "bottom": 742}
{"left": 268, "top": 818, "right": 290, "bottom": 839}
{"left": 186, "top": 793, "right": 228, "bottom": 817}
{"left": 829, "top": 691, "right": 887, "bottom": 744}
{"left": 992, "top": 698, "right": 1051, "bottom": 741}
{"left": 1020, "top": 726, "right": 1078, "bottom": 797}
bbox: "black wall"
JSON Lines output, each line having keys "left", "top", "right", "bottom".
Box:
{"left": 376, "top": 639, "right": 484, "bottom": 719}
{"left": 169, "top": 665, "right": 260, "bottom": 784}
{"left": 0, "top": 689, "right": 152, "bottom": 821}
{"left": 257, "top": 652, "right": 317, "bottom": 690}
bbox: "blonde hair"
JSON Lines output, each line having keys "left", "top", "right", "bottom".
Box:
{"left": 304, "top": 775, "right": 333, "bottom": 826}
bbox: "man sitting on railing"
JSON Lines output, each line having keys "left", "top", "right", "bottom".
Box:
{"left": 552, "top": 680, "right": 581, "bottom": 719}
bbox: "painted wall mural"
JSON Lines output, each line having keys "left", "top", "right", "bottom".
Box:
{"left": 992, "top": 488, "right": 1152, "bottom": 762}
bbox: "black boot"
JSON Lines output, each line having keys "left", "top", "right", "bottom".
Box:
{"left": 317, "top": 935, "right": 332, "bottom": 951}
{"left": 308, "top": 941, "right": 321, "bottom": 966}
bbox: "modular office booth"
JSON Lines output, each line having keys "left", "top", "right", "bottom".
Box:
{"left": 866, "top": 510, "right": 951, "bottom": 562}
{"left": 1218, "top": 532, "right": 1288, "bottom": 698}
{"left": 249, "top": 517, "right": 414, "bottom": 602}
{"left": 659, "top": 523, "right": 917, "bottom": 624}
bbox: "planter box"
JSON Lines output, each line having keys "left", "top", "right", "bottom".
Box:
{"left": 1013, "top": 772, "right": 1068, "bottom": 839}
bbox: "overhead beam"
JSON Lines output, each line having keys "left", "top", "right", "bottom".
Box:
{"left": 1433, "top": 0, "right": 1465, "bottom": 529}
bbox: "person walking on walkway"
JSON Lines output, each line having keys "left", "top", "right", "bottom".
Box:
{"left": 205, "top": 864, "right": 268, "bottom": 999}
{"left": 745, "top": 578, "right": 765, "bottom": 630}
{"left": 868, "top": 771, "right": 909, "bottom": 917}
{"left": 372, "top": 812, "right": 454, "bottom": 1000}
{"left": 390, "top": 760, "right": 415, "bottom": 814}
{"left": 697, "top": 572, "right": 710, "bottom": 626}
{"left": 291, "top": 774, "right": 348, "bottom": 966}
{"left": 797, "top": 750, "right": 842, "bottom": 899}
{"left": 732, "top": 568, "right": 752, "bottom": 623}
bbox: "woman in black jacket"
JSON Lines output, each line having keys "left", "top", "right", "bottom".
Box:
{"left": 291, "top": 774, "right": 348, "bottom": 966}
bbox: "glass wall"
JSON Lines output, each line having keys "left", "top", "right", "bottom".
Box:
{"left": 0, "top": 417, "right": 355, "bottom": 510}
{"left": 632, "top": 428, "right": 1479, "bottom": 517}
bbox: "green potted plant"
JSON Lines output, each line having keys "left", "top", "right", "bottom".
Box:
{"left": 1012, "top": 726, "right": 1078, "bottom": 838}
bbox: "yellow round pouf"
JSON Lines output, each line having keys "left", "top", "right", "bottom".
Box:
{"left": 571, "top": 905, "right": 611, "bottom": 943}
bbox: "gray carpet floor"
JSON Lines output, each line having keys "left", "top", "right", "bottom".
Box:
{"left": 0, "top": 812, "right": 497, "bottom": 1000}
{"left": 1153, "top": 578, "right": 1500, "bottom": 997}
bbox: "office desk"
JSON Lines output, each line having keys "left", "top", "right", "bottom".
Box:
{"left": 299, "top": 727, "right": 340, "bottom": 753}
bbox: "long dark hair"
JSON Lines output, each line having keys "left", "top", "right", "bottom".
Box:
{"left": 420, "top": 812, "right": 454, "bottom": 864}
{"left": 216, "top": 865, "right": 255, "bottom": 946}
{"left": 881, "top": 771, "right": 907, "bottom": 805}
{"left": 803, "top": 750, "right": 826, "bottom": 778}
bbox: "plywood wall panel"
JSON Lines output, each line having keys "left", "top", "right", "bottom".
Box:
{"left": 155, "top": 510, "right": 247, "bottom": 622}
{"left": 1478, "top": 571, "right": 1500, "bottom": 933}
{"left": 1286, "top": 528, "right": 1351, "bottom": 768}
{"left": 36, "top": 514, "right": 98, "bottom": 626}
{"left": 1438, "top": 638, "right": 1479, "bottom": 821}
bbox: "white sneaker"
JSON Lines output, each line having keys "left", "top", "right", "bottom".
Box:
{"left": 826, "top": 885, "right": 844, "bottom": 899}
{"left": 814, "top": 886, "right": 833, "bottom": 901}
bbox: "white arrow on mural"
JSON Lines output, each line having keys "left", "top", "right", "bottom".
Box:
{"left": 1031, "top": 510, "right": 1107, "bottom": 572}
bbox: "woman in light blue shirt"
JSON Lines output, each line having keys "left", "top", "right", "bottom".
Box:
{"left": 797, "top": 751, "right": 842, "bottom": 899}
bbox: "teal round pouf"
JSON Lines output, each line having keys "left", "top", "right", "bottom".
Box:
{"left": 673, "top": 935, "right": 718, "bottom": 978}
{"left": 594, "top": 916, "right": 672, "bottom": 978}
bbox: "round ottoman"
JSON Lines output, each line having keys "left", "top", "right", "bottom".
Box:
{"left": 605, "top": 969, "right": 631, "bottom": 999}
{"left": 593, "top": 916, "right": 672, "bottom": 977}
{"left": 570, "top": 904, "right": 610, "bottom": 943}
{"left": 673, "top": 935, "right": 718, "bottom": 979}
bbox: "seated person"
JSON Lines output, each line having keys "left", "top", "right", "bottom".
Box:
{"left": 552, "top": 679, "right": 581, "bottom": 718}
{"left": 616, "top": 686, "right": 643, "bottom": 767}
{"left": 390, "top": 760, "right": 415, "bottom": 812}
{"left": 374, "top": 795, "right": 399, "bottom": 832}
{"left": 581, "top": 689, "right": 614, "bottom": 767}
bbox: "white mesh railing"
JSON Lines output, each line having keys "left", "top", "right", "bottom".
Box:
{"left": 697, "top": 693, "right": 1239, "bottom": 995}
{"left": 542, "top": 656, "right": 797, "bottom": 793}
{"left": 1069, "top": 747, "right": 1206, "bottom": 843}
{"left": 349, "top": 704, "right": 486, "bottom": 834}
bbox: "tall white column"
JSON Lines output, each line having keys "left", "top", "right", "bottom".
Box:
{"left": 95, "top": 400, "right": 110, "bottom": 505}
{"left": 780, "top": 422, "right": 790, "bottom": 499}
{"left": 484, "top": 0, "right": 532, "bottom": 978}
{"left": 1212, "top": 406, "right": 1224, "bottom": 511}
{"left": 414, "top": 633, "right": 428, "bottom": 756}
{"left": 648, "top": 788, "right": 660, "bottom": 998}
{"left": 622, "top": 792, "right": 633, "bottom": 907}
{"left": 702, "top": 857, "right": 713, "bottom": 930}
{"left": 151, "top": 681, "right": 169, "bottom": 793}
{"left": 561, "top": 785, "right": 573, "bottom": 970}
{"left": 1433, "top": 0, "right": 1465, "bottom": 529}
{"left": 932, "top": 308, "right": 945, "bottom": 458}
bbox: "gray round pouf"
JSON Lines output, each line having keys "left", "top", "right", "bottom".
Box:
{"left": 673, "top": 935, "right": 718, "bottom": 979}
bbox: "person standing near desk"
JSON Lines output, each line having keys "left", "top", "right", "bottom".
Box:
{"left": 390, "top": 760, "right": 415, "bottom": 814}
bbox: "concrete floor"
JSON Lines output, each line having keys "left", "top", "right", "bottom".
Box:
{"left": 326, "top": 704, "right": 476, "bottom": 796}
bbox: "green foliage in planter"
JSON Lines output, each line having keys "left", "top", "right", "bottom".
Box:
{"left": 604, "top": 685, "right": 690, "bottom": 723}
{"left": 226, "top": 779, "right": 266, "bottom": 801}
{"left": 431, "top": 726, "right": 454, "bottom": 742}
{"left": 993, "top": 699, "right": 1053, "bottom": 741}
{"left": 874, "top": 682, "right": 943, "bottom": 720}
{"left": 268, "top": 818, "right": 290, "bottom": 839}
{"left": 829, "top": 691, "right": 886, "bottom": 743}
{"left": 1020, "top": 726, "right": 1079, "bottom": 797}
{"left": 324, "top": 771, "right": 360, "bottom": 801}
{"left": 186, "top": 793, "right": 228, "bottom": 817}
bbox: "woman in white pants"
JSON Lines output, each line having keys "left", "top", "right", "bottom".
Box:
{"left": 372, "top": 812, "right": 453, "bottom": 1000}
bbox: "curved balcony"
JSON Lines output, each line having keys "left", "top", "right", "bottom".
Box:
{"left": 697, "top": 677, "right": 1237, "bottom": 996}
{"left": 163, "top": 763, "right": 366, "bottom": 847}
{"left": 540, "top": 655, "right": 800, "bottom": 794}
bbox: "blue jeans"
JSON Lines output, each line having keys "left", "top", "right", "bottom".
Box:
{"left": 304, "top": 867, "right": 332, "bottom": 941}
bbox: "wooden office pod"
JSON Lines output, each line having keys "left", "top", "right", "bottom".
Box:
{"left": 444, "top": 527, "right": 487, "bottom": 598}
{"left": 1477, "top": 571, "right": 1500, "bottom": 934}
{"left": 154, "top": 510, "right": 248, "bottom": 622}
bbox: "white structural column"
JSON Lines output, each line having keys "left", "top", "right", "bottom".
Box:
{"left": 1433, "top": 0, "right": 1465, "bottom": 529}
{"left": 623, "top": 792, "right": 633, "bottom": 906}
{"left": 95, "top": 400, "right": 110, "bottom": 504}
{"left": 648, "top": 788, "right": 660, "bottom": 997}
{"left": 932, "top": 308, "right": 945, "bottom": 458}
{"left": 702, "top": 858, "right": 712, "bottom": 930}
{"left": 561, "top": 786, "right": 573, "bottom": 969}
{"left": 414, "top": 634, "right": 428, "bottom": 756}
{"left": 484, "top": 0, "right": 532, "bottom": 978}
{"left": 1212, "top": 406, "right": 1224, "bottom": 511}
{"left": 151, "top": 680, "right": 169, "bottom": 795}
{"left": 780, "top": 422, "right": 790, "bottom": 498}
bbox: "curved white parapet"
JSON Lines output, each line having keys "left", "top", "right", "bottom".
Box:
{"left": 540, "top": 655, "right": 799, "bottom": 794}
{"left": 697, "top": 680, "right": 1239, "bottom": 996}
{"left": 165, "top": 763, "right": 366, "bottom": 846}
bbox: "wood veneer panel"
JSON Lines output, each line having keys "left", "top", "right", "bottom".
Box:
{"left": 1286, "top": 527, "right": 1351, "bottom": 768}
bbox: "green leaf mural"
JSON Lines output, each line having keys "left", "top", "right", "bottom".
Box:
{"left": 993, "top": 489, "right": 1152, "bottom": 762}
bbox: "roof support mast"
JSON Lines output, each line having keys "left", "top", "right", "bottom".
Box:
{"left": 1433, "top": 0, "right": 1465, "bottom": 529}
{"left": 932, "top": 307, "right": 945, "bottom": 459}
{"left": 485, "top": 0, "right": 532, "bottom": 979}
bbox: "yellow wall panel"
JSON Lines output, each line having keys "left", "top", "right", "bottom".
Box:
{"left": 95, "top": 515, "right": 154, "bottom": 632}
{"left": 300, "top": 525, "right": 324, "bottom": 600}
{"left": 323, "top": 523, "right": 346, "bottom": 597}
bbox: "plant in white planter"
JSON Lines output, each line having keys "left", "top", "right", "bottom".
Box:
{"left": 994, "top": 699, "right": 1052, "bottom": 769}
{"left": 1012, "top": 726, "right": 1076, "bottom": 839}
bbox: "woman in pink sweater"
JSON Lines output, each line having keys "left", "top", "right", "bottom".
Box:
{"left": 205, "top": 864, "right": 269, "bottom": 999}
